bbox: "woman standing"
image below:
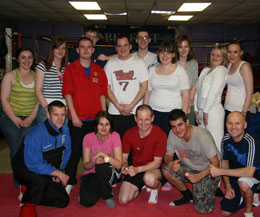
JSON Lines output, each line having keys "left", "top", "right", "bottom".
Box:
{"left": 35, "top": 35, "right": 68, "bottom": 122}
{"left": 194, "top": 44, "right": 228, "bottom": 151}
{"left": 224, "top": 41, "right": 253, "bottom": 124}
{"left": 79, "top": 111, "right": 122, "bottom": 208}
{"left": 144, "top": 40, "right": 190, "bottom": 135}
{"left": 174, "top": 35, "right": 199, "bottom": 125}
{"left": 0, "top": 47, "right": 38, "bottom": 185}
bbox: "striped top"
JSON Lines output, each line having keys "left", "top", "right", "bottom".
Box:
{"left": 10, "top": 68, "right": 36, "bottom": 116}
{"left": 35, "top": 61, "right": 66, "bottom": 105}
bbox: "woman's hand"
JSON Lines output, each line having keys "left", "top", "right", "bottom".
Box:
{"left": 22, "top": 116, "right": 33, "bottom": 127}
{"left": 203, "top": 112, "right": 208, "bottom": 126}
{"left": 195, "top": 111, "right": 201, "bottom": 125}
{"left": 12, "top": 116, "right": 24, "bottom": 128}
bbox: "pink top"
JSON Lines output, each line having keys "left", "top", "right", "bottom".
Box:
{"left": 82, "top": 131, "right": 122, "bottom": 174}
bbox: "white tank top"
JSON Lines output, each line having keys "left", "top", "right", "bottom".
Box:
{"left": 224, "top": 61, "right": 246, "bottom": 112}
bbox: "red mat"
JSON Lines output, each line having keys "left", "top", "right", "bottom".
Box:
{"left": 0, "top": 174, "right": 259, "bottom": 217}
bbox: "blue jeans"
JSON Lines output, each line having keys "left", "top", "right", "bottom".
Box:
{"left": 0, "top": 112, "right": 36, "bottom": 186}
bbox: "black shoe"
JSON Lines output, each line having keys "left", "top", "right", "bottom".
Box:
{"left": 169, "top": 196, "right": 193, "bottom": 206}
{"left": 215, "top": 187, "right": 225, "bottom": 197}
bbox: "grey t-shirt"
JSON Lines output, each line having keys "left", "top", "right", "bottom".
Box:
{"left": 167, "top": 126, "right": 219, "bottom": 171}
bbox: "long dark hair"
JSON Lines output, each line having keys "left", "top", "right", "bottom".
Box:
{"left": 43, "top": 35, "right": 68, "bottom": 71}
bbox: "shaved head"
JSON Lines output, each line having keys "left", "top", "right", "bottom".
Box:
{"left": 227, "top": 111, "right": 245, "bottom": 124}
{"left": 226, "top": 111, "right": 247, "bottom": 142}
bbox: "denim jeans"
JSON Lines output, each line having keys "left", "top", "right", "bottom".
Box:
{"left": 0, "top": 112, "right": 36, "bottom": 186}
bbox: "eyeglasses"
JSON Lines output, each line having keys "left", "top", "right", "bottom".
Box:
{"left": 136, "top": 36, "right": 150, "bottom": 40}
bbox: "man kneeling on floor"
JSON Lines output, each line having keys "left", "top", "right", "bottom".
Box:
{"left": 12, "top": 100, "right": 71, "bottom": 217}
{"left": 118, "top": 104, "right": 167, "bottom": 205}
{"left": 209, "top": 111, "right": 260, "bottom": 217}
{"left": 162, "top": 109, "right": 220, "bottom": 213}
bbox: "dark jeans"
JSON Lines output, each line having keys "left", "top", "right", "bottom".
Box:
{"left": 65, "top": 120, "right": 95, "bottom": 185}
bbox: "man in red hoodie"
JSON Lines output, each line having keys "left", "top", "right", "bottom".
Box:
{"left": 62, "top": 37, "right": 108, "bottom": 194}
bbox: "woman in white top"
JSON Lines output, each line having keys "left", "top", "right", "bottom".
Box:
{"left": 194, "top": 44, "right": 228, "bottom": 151}
{"left": 35, "top": 35, "right": 68, "bottom": 123}
{"left": 144, "top": 40, "right": 190, "bottom": 135}
{"left": 224, "top": 41, "right": 254, "bottom": 130}
{"left": 174, "top": 35, "right": 199, "bottom": 125}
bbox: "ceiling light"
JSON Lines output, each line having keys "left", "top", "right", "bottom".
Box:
{"left": 168, "top": 15, "right": 193, "bottom": 21}
{"left": 151, "top": 10, "right": 175, "bottom": 15}
{"left": 69, "top": 1, "right": 101, "bottom": 10}
{"left": 84, "top": 14, "right": 107, "bottom": 20}
{"left": 104, "top": 12, "right": 127, "bottom": 16}
{"left": 178, "top": 3, "right": 211, "bottom": 12}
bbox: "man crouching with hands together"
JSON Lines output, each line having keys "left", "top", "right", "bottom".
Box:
{"left": 118, "top": 105, "right": 167, "bottom": 205}
{"left": 162, "top": 109, "right": 220, "bottom": 213}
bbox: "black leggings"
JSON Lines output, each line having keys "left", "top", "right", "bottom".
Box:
{"left": 79, "top": 163, "right": 121, "bottom": 207}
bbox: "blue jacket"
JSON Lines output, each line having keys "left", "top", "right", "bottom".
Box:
{"left": 24, "top": 119, "right": 71, "bottom": 175}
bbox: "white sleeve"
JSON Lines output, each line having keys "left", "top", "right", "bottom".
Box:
{"left": 138, "top": 60, "right": 148, "bottom": 83}
{"left": 104, "top": 61, "right": 112, "bottom": 85}
{"left": 203, "top": 66, "right": 227, "bottom": 113}
{"left": 179, "top": 67, "right": 190, "bottom": 90}
{"left": 148, "top": 66, "right": 155, "bottom": 91}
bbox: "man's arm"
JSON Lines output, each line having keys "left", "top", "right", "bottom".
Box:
{"left": 107, "top": 84, "right": 124, "bottom": 113}
{"left": 65, "top": 95, "right": 82, "bottom": 127}
{"left": 122, "top": 80, "right": 148, "bottom": 115}
{"left": 50, "top": 169, "right": 69, "bottom": 186}
{"left": 128, "top": 157, "right": 162, "bottom": 177}
{"left": 100, "top": 95, "right": 107, "bottom": 111}
{"left": 187, "top": 154, "right": 219, "bottom": 184}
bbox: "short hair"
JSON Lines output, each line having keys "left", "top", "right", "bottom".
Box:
{"left": 47, "top": 100, "right": 66, "bottom": 114}
{"left": 157, "top": 40, "right": 175, "bottom": 63}
{"left": 174, "top": 35, "right": 195, "bottom": 61}
{"left": 82, "top": 25, "right": 98, "bottom": 35}
{"left": 135, "top": 104, "right": 154, "bottom": 117}
{"left": 95, "top": 110, "right": 113, "bottom": 133}
{"left": 16, "top": 47, "right": 34, "bottom": 60}
{"left": 211, "top": 44, "right": 228, "bottom": 67}
{"left": 15, "top": 47, "right": 34, "bottom": 69}
{"left": 168, "top": 109, "right": 187, "bottom": 122}
{"left": 137, "top": 28, "right": 151, "bottom": 37}
{"left": 116, "top": 34, "right": 130, "bottom": 45}
{"left": 77, "top": 37, "right": 93, "bottom": 47}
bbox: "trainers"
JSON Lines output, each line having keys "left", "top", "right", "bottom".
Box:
{"left": 105, "top": 198, "right": 115, "bottom": 208}
{"left": 20, "top": 205, "right": 37, "bottom": 217}
{"left": 162, "top": 182, "right": 173, "bottom": 191}
{"left": 148, "top": 189, "right": 158, "bottom": 205}
{"left": 65, "top": 184, "right": 73, "bottom": 195}
{"left": 169, "top": 196, "right": 193, "bottom": 206}
{"left": 253, "top": 193, "right": 259, "bottom": 207}
{"left": 244, "top": 212, "right": 254, "bottom": 217}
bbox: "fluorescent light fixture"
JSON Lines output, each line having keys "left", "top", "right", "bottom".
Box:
{"left": 151, "top": 10, "right": 175, "bottom": 15}
{"left": 69, "top": 1, "right": 101, "bottom": 10}
{"left": 168, "top": 15, "right": 193, "bottom": 21}
{"left": 84, "top": 14, "right": 107, "bottom": 20}
{"left": 104, "top": 12, "right": 127, "bottom": 16}
{"left": 178, "top": 3, "right": 211, "bottom": 12}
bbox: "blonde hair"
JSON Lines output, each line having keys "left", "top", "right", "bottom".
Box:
{"left": 211, "top": 44, "right": 228, "bottom": 67}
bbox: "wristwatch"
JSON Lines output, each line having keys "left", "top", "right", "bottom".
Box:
{"left": 104, "top": 156, "right": 110, "bottom": 163}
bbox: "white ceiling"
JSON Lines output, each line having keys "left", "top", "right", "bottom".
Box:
{"left": 1, "top": 0, "right": 260, "bottom": 25}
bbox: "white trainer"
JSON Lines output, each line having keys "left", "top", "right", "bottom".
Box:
{"left": 65, "top": 184, "right": 73, "bottom": 195}
{"left": 253, "top": 193, "right": 259, "bottom": 207}
{"left": 148, "top": 189, "right": 158, "bottom": 205}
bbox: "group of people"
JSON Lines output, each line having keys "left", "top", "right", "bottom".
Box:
{"left": 0, "top": 25, "right": 259, "bottom": 217}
